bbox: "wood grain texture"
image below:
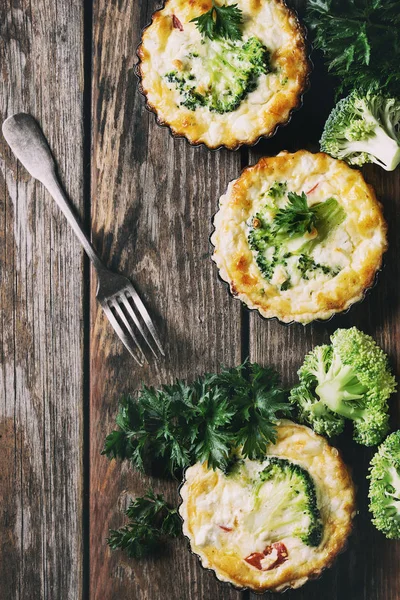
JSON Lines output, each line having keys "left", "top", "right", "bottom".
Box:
{"left": 0, "top": 1, "right": 85, "bottom": 599}
{"left": 90, "top": 1, "right": 243, "bottom": 599}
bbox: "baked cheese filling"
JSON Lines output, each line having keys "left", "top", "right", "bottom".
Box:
{"left": 180, "top": 422, "right": 356, "bottom": 592}
{"left": 211, "top": 151, "right": 388, "bottom": 323}
{"left": 138, "top": 0, "right": 309, "bottom": 148}
{"left": 190, "top": 456, "right": 323, "bottom": 553}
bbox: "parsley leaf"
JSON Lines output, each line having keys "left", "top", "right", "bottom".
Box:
{"left": 216, "top": 363, "right": 291, "bottom": 459}
{"left": 102, "top": 362, "right": 290, "bottom": 475}
{"left": 190, "top": 1, "right": 243, "bottom": 42}
{"left": 191, "top": 383, "right": 235, "bottom": 470}
{"left": 107, "top": 489, "right": 181, "bottom": 558}
{"left": 271, "top": 193, "right": 345, "bottom": 241}
{"left": 273, "top": 192, "right": 317, "bottom": 238}
{"left": 306, "top": 0, "right": 400, "bottom": 95}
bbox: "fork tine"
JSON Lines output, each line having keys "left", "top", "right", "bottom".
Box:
{"left": 109, "top": 299, "right": 148, "bottom": 364}
{"left": 120, "top": 294, "right": 158, "bottom": 359}
{"left": 102, "top": 302, "right": 145, "bottom": 366}
{"left": 125, "top": 284, "right": 165, "bottom": 356}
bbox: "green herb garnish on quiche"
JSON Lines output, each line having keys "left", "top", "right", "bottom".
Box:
{"left": 190, "top": 0, "right": 243, "bottom": 41}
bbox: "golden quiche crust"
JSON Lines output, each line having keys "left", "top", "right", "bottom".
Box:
{"left": 211, "top": 150, "right": 388, "bottom": 323}
{"left": 179, "top": 422, "right": 356, "bottom": 592}
{"left": 137, "top": 0, "right": 310, "bottom": 149}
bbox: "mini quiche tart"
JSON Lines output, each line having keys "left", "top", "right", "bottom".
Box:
{"left": 137, "top": 0, "right": 309, "bottom": 149}
{"left": 179, "top": 422, "right": 356, "bottom": 592}
{"left": 211, "top": 150, "right": 387, "bottom": 324}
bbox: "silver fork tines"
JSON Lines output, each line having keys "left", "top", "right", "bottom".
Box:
{"left": 124, "top": 285, "right": 165, "bottom": 356}
{"left": 96, "top": 272, "right": 164, "bottom": 366}
{"left": 2, "top": 113, "right": 165, "bottom": 365}
{"left": 102, "top": 300, "right": 146, "bottom": 366}
{"left": 119, "top": 291, "right": 158, "bottom": 359}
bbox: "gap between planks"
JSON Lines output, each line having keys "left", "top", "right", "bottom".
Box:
{"left": 83, "top": 0, "right": 94, "bottom": 598}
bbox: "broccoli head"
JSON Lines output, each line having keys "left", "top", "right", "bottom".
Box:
{"left": 267, "top": 181, "right": 287, "bottom": 200}
{"left": 290, "top": 328, "right": 397, "bottom": 446}
{"left": 252, "top": 457, "right": 323, "bottom": 547}
{"left": 320, "top": 89, "right": 400, "bottom": 171}
{"left": 164, "top": 36, "right": 270, "bottom": 114}
{"left": 369, "top": 431, "right": 400, "bottom": 539}
{"left": 247, "top": 191, "right": 345, "bottom": 288}
{"left": 241, "top": 37, "right": 269, "bottom": 76}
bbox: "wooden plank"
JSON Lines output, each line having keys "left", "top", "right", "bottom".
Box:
{"left": 248, "top": 2, "right": 400, "bottom": 599}
{"left": 90, "top": 1, "right": 244, "bottom": 599}
{"left": 0, "top": 1, "right": 85, "bottom": 599}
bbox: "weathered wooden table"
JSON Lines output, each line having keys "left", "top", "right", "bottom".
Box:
{"left": 1, "top": 0, "right": 400, "bottom": 598}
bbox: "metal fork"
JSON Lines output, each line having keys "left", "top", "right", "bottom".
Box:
{"left": 2, "top": 113, "right": 164, "bottom": 366}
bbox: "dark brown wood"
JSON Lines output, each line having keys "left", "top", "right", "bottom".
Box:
{"left": 90, "top": 1, "right": 243, "bottom": 599}
{"left": 0, "top": 1, "right": 85, "bottom": 599}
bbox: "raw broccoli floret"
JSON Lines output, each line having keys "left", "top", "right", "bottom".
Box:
{"left": 164, "top": 36, "right": 269, "bottom": 114}
{"left": 369, "top": 431, "right": 400, "bottom": 539}
{"left": 290, "top": 328, "right": 397, "bottom": 446}
{"left": 320, "top": 89, "right": 400, "bottom": 171}
{"left": 253, "top": 457, "right": 323, "bottom": 547}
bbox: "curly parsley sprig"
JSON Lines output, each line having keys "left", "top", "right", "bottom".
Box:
{"left": 102, "top": 362, "right": 290, "bottom": 476}
{"left": 270, "top": 192, "right": 345, "bottom": 242}
{"left": 273, "top": 192, "right": 317, "bottom": 238}
{"left": 306, "top": 0, "right": 400, "bottom": 95}
{"left": 107, "top": 490, "right": 181, "bottom": 558}
{"left": 190, "top": 0, "right": 243, "bottom": 41}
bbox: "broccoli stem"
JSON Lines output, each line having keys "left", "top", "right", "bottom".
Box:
{"left": 309, "top": 400, "right": 332, "bottom": 417}
{"left": 315, "top": 357, "right": 368, "bottom": 420}
{"left": 209, "top": 47, "right": 237, "bottom": 74}
{"left": 379, "top": 464, "right": 400, "bottom": 520}
{"left": 348, "top": 124, "right": 400, "bottom": 171}
{"left": 300, "top": 197, "right": 345, "bottom": 254}
{"left": 387, "top": 466, "right": 400, "bottom": 504}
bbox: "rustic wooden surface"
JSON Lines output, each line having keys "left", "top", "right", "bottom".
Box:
{"left": 0, "top": 1, "right": 86, "bottom": 599}
{"left": 90, "top": 3, "right": 243, "bottom": 599}
{"left": 1, "top": 0, "right": 400, "bottom": 598}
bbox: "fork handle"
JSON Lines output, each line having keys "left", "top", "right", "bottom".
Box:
{"left": 2, "top": 113, "right": 104, "bottom": 272}
{"left": 44, "top": 174, "right": 105, "bottom": 272}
